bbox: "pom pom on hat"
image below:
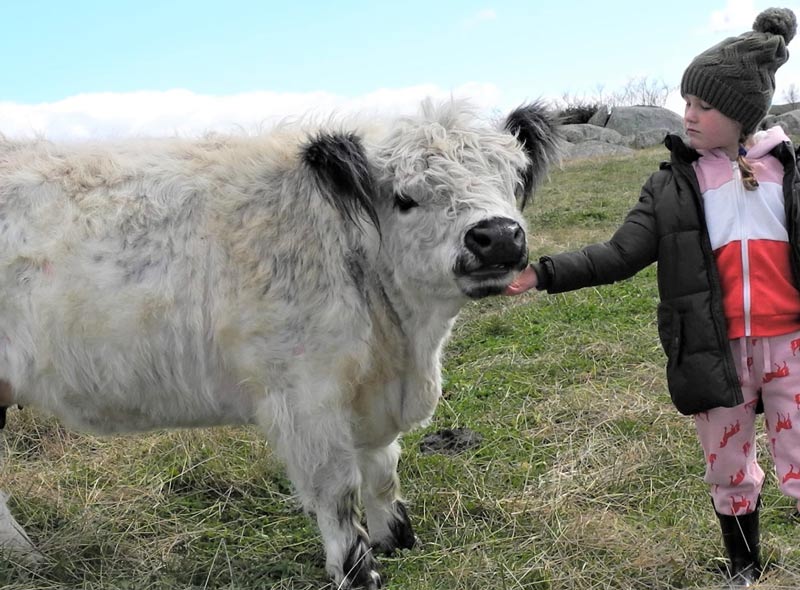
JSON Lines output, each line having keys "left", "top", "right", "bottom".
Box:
{"left": 753, "top": 7, "right": 797, "bottom": 44}
{"left": 681, "top": 7, "right": 796, "bottom": 134}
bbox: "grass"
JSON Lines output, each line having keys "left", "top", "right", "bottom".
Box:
{"left": 3, "top": 146, "right": 800, "bottom": 589}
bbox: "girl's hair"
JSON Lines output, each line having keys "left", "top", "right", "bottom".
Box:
{"left": 739, "top": 133, "right": 758, "bottom": 191}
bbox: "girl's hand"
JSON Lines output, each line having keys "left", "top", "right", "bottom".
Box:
{"left": 503, "top": 264, "right": 538, "bottom": 295}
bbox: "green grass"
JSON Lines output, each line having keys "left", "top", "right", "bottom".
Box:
{"left": 3, "top": 147, "right": 800, "bottom": 589}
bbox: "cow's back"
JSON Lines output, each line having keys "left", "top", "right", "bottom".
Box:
{"left": 0, "top": 132, "right": 379, "bottom": 433}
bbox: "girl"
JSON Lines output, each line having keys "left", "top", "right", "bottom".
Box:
{"left": 506, "top": 8, "right": 797, "bottom": 588}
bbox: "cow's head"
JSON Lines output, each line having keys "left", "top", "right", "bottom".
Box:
{"left": 300, "top": 100, "right": 561, "bottom": 303}
{"left": 368, "top": 100, "right": 561, "bottom": 300}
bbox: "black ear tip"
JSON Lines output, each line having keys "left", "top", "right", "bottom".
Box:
{"left": 302, "top": 131, "right": 379, "bottom": 231}
{"left": 303, "top": 140, "right": 326, "bottom": 165}
{"left": 302, "top": 132, "right": 366, "bottom": 188}
{"left": 503, "top": 102, "right": 562, "bottom": 202}
{"left": 505, "top": 101, "right": 558, "bottom": 135}
{"left": 303, "top": 132, "right": 360, "bottom": 165}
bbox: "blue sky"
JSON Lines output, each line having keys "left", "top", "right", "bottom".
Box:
{"left": 3, "top": 0, "right": 800, "bottom": 139}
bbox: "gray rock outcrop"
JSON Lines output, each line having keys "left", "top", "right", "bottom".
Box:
{"left": 605, "top": 106, "right": 684, "bottom": 136}
{"left": 560, "top": 103, "right": 800, "bottom": 161}
{"left": 763, "top": 111, "right": 800, "bottom": 135}
{"left": 563, "top": 140, "right": 634, "bottom": 160}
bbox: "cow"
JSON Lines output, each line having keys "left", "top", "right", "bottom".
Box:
{"left": 0, "top": 99, "right": 560, "bottom": 588}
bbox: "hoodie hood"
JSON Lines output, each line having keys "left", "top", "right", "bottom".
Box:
{"left": 691, "top": 125, "right": 790, "bottom": 194}
{"left": 690, "top": 125, "right": 789, "bottom": 163}
{"left": 746, "top": 124, "right": 791, "bottom": 159}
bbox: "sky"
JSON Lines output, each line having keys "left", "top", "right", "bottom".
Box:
{"left": 3, "top": 0, "right": 800, "bottom": 140}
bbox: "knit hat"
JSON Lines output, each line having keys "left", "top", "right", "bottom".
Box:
{"left": 681, "top": 7, "right": 797, "bottom": 134}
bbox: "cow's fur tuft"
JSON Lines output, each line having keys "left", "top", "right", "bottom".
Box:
{"left": 504, "top": 102, "right": 563, "bottom": 208}
{"left": 302, "top": 132, "right": 379, "bottom": 232}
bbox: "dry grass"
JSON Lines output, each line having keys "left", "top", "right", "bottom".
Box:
{"left": 2, "top": 147, "right": 800, "bottom": 588}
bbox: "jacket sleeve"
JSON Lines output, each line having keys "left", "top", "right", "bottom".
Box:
{"left": 534, "top": 173, "right": 662, "bottom": 294}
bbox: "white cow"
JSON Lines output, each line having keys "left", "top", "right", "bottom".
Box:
{"left": 0, "top": 100, "right": 560, "bottom": 588}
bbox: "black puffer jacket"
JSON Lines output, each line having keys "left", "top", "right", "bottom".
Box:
{"left": 534, "top": 134, "right": 800, "bottom": 415}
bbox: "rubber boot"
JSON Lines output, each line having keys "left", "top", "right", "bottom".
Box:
{"left": 716, "top": 504, "right": 761, "bottom": 588}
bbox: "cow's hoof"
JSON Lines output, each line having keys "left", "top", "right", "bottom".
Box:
{"left": 359, "top": 570, "right": 382, "bottom": 590}
{"left": 372, "top": 501, "right": 416, "bottom": 556}
{"left": 341, "top": 536, "right": 382, "bottom": 589}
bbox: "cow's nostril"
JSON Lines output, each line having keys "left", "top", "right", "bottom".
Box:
{"left": 464, "top": 217, "right": 526, "bottom": 267}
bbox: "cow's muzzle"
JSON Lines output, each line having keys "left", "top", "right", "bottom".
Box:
{"left": 457, "top": 217, "right": 528, "bottom": 279}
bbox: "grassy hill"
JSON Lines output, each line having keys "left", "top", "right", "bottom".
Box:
{"left": 3, "top": 146, "right": 800, "bottom": 589}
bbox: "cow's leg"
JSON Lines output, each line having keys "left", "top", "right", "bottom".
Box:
{"left": 0, "top": 492, "right": 38, "bottom": 560}
{"left": 1, "top": 426, "right": 40, "bottom": 562}
{"left": 358, "top": 441, "right": 416, "bottom": 556}
{"left": 259, "top": 402, "right": 381, "bottom": 589}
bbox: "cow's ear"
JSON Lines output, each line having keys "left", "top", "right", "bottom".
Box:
{"left": 303, "top": 132, "right": 379, "bottom": 231}
{"left": 504, "top": 102, "right": 562, "bottom": 208}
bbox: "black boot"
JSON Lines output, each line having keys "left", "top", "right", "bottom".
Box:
{"left": 716, "top": 504, "right": 761, "bottom": 587}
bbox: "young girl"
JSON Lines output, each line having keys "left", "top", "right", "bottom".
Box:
{"left": 506, "top": 7, "right": 797, "bottom": 587}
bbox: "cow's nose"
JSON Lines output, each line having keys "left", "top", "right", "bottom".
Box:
{"left": 464, "top": 217, "right": 526, "bottom": 266}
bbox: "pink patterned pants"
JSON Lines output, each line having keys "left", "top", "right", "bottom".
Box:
{"left": 694, "top": 330, "right": 800, "bottom": 516}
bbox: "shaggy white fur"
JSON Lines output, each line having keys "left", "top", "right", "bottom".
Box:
{"left": 0, "top": 99, "right": 560, "bottom": 588}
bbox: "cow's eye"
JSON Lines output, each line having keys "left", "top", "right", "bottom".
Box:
{"left": 394, "top": 193, "right": 419, "bottom": 212}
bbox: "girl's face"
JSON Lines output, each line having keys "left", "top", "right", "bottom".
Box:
{"left": 683, "top": 94, "right": 743, "bottom": 159}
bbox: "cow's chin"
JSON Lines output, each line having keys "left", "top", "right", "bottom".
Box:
{"left": 455, "top": 269, "right": 520, "bottom": 299}
{"left": 454, "top": 254, "right": 528, "bottom": 299}
{"left": 460, "top": 282, "right": 506, "bottom": 299}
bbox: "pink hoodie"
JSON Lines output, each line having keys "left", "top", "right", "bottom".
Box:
{"left": 693, "top": 126, "right": 800, "bottom": 339}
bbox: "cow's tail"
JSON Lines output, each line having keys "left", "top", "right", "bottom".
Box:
{"left": 302, "top": 132, "right": 380, "bottom": 234}
{"left": 504, "top": 101, "right": 564, "bottom": 209}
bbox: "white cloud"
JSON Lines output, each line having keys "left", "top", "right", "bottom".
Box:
{"left": 707, "top": 0, "right": 757, "bottom": 32}
{"left": 0, "top": 84, "right": 506, "bottom": 142}
{"left": 460, "top": 9, "right": 497, "bottom": 31}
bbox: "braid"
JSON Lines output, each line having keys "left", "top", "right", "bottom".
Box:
{"left": 738, "top": 135, "right": 759, "bottom": 191}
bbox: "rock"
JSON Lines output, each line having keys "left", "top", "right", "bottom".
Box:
{"left": 561, "top": 124, "right": 624, "bottom": 145}
{"left": 559, "top": 102, "right": 800, "bottom": 161}
{"left": 624, "top": 128, "right": 675, "bottom": 149}
{"left": 763, "top": 110, "right": 800, "bottom": 135}
{"left": 564, "top": 140, "right": 635, "bottom": 160}
{"left": 605, "top": 106, "right": 683, "bottom": 136}
{"left": 587, "top": 105, "right": 610, "bottom": 127}
{"left": 769, "top": 103, "right": 800, "bottom": 116}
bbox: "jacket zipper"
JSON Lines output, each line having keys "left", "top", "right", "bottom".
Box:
{"left": 732, "top": 161, "right": 752, "bottom": 337}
